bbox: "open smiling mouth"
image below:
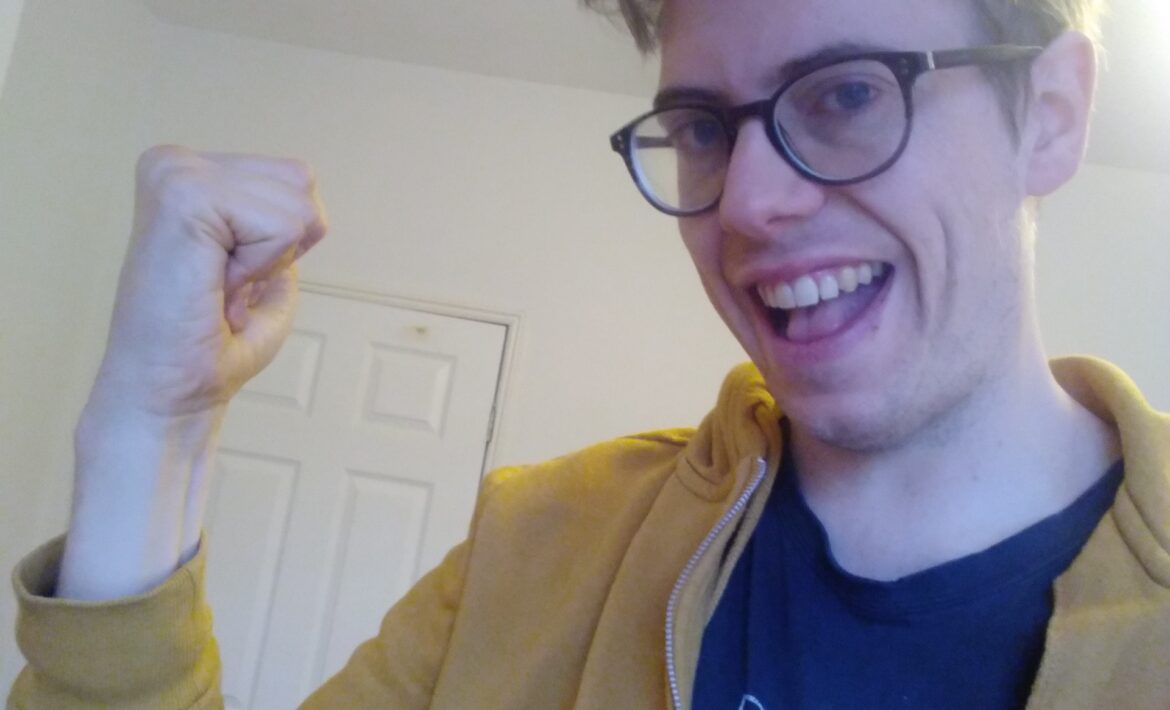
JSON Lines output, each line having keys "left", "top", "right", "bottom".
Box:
{"left": 756, "top": 261, "right": 893, "bottom": 344}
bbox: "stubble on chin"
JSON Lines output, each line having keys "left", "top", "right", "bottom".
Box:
{"left": 777, "top": 360, "right": 990, "bottom": 456}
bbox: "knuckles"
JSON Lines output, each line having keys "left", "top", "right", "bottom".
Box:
{"left": 279, "top": 158, "right": 317, "bottom": 191}
{"left": 133, "top": 145, "right": 328, "bottom": 246}
{"left": 135, "top": 146, "right": 214, "bottom": 215}
{"left": 136, "top": 144, "right": 320, "bottom": 197}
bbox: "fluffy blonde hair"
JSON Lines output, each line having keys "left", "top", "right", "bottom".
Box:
{"left": 581, "top": 0, "right": 1106, "bottom": 53}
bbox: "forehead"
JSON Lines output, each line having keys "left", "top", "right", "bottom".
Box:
{"left": 658, "top": 0, "right": 982, "bottom": 96}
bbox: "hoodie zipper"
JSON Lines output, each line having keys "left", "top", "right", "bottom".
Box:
{"left": 665, "top": 457, "right": 769, "bottom": 710}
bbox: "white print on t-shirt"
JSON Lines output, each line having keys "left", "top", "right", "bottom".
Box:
{"left": 739, "top": 694, "right": 766, "bottom": 710}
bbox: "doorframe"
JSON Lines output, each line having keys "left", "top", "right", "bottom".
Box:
{"left": 300, "top": 280, "right": 520, "bottom": 477}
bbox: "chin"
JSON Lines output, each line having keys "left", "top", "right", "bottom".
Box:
{"left": 765, "top": 372, "right": 889, "bottom": 447}
{"left": 778, "top": 363, "right": 989, "bottom": 455}
{"left": 789, "top": 404, "right": 912, "bottom": 453}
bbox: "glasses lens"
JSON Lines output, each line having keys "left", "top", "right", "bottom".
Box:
{"left": 630, "top": 107, "right": 729, "bottom": 213}
{"left": 774, "top": 59, "right": 908, "bottom": 181}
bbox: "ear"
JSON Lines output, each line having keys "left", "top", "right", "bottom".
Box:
{"left": 1020, "top": 31, "right": 1098, "bottom": 197}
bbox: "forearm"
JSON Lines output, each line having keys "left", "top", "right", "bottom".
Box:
{"left": 57, "top": 391, "right": 224, "bottom": 601}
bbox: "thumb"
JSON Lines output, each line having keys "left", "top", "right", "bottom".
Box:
{"left": 235, "top": 264, "right": 300, "bottom": 371}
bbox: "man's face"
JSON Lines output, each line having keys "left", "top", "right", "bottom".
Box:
{"left": 659, "top": 0, "right": 1036, "bottom": 450}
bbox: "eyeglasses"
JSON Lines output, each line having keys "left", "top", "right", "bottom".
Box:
{"left": 609, "top": 45, "right": 1042, "bottom": 217}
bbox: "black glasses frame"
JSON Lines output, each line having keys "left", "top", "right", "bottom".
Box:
{"left": 610, "top": 44, "right": 1043, "bottom": 217}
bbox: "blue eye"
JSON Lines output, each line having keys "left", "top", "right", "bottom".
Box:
{"left": 652, "top": 109, "right": 727, "bottom": 157}
{"left": 830, "top": 82, "right": 876, "bottom": 111}
{"left": 689, "top": 118, "right": 723, "bottom": 147}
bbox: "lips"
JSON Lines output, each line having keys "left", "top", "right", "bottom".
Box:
{"left": 755, "top": 261, "right": 892, "bottom": 344}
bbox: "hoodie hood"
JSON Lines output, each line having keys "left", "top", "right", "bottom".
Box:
{"left": 1051, "top": 356, "right": 1170, "bottom": 587}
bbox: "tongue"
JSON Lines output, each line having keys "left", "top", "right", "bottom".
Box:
{"left": 785, "top": 282, "right": 880, "bottom": 343}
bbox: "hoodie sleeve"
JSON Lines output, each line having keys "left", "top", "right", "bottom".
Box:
{"left": 8, "top": 527, "right": 475, "bottom": 710}
{"left": 7, "top": 536, "right": 222, "bottom": 710}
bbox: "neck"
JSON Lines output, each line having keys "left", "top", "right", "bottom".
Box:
{"left": 789, "top": 344, "right": 1120, "bottom": 581}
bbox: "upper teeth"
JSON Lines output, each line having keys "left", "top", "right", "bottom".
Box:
{"left": 757, "top": 261, "right": 887, "bottom": 311}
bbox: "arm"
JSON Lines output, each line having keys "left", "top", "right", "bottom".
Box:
{"left": 8, "top": 146, "right": 328, "bottom": 708}
{"left": 59, "top": 146, "right": 327, "bottom": 601}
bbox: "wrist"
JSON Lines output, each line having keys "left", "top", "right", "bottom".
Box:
{"left": 60, "top": 395, "right": 225, "bottom": 600}
{"left": 74, "top": 388, "right": 225, "bottom": 467}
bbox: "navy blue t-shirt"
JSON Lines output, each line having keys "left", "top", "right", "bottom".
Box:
{"left": 692, "top": 449, "right": 1123, "bottom": 710}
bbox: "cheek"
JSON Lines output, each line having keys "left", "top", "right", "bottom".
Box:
{"left": 678, "top": 218, "right": 762, "bottom": 350}
{"left": 859, "top": 128, "right": 1022, "bottom": 326}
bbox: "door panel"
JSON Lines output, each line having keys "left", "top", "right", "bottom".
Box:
{"left": 204, "top": 287, "right": 507, "bottom": 710}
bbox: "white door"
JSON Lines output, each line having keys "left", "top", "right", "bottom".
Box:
{"left": 203, "top": 286, "right": 508, "bottom": 710}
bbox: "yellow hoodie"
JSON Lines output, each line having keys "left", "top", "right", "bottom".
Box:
{"left": 9, "top": 358, "right": 1170, "bottom": 709}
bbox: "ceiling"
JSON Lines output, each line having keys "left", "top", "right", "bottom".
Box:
{"left": 140, "top": 0, "right": 1169, "bottom": 174}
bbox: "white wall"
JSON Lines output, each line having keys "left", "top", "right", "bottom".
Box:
{"left": 1036, "top": 163, "right": 1170, "bottom": 410}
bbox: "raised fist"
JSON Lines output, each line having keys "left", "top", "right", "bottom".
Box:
{"left": 96, "top": 145, "right": 329, "bottom": 417}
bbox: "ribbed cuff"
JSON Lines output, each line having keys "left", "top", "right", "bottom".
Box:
{"left": 10, "top": 534, "right": 219, "bottom": 707}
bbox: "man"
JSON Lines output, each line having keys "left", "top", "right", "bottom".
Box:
{"left": 9, "top": 0, "right": 1169, "bottom": 708}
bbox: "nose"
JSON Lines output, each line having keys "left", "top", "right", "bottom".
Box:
{"left": 718, "top": 121, "right": 826, "bottom": 240}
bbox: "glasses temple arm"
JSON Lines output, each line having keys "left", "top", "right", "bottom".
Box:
{"left": 929, "top": 44, "right": 1044, "bottom": 70}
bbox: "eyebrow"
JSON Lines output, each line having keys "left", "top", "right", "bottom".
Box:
{"left": 653, "top": 41, "right": 891, "bottom": 110}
